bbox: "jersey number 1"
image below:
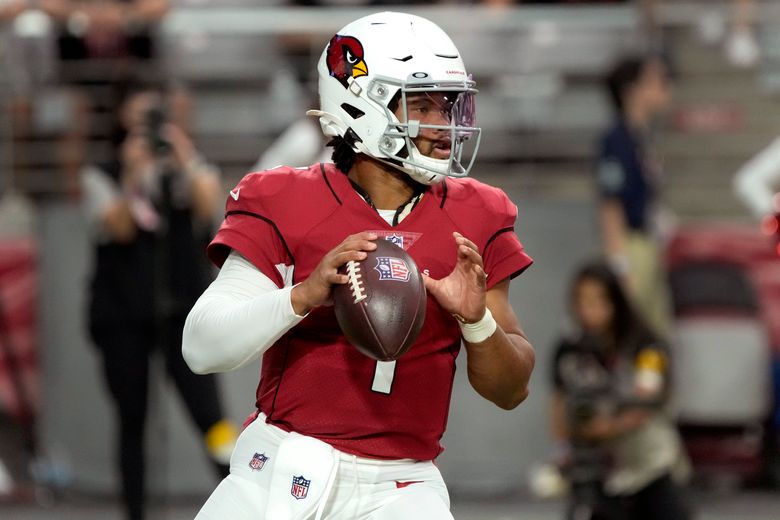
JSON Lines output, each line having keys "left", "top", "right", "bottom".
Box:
{"left": 372, "top": 361, "right": 397, "bottom": 394}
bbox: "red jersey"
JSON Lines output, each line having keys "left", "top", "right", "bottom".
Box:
{"left": 208, "top": 163, "right": 532, "bottom": 461}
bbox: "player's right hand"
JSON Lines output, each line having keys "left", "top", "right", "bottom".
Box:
{"left": 291, "top": 232, "right": 378, "bottom": 315}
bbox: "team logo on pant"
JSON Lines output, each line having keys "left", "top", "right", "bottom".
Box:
{"left": 249, "top": 452, "right": 268, "bottom": 471}
{"left": 375, "top": 257, "right": 410, "bottom": 282}
{"left": 291, "top": 475, "right": 311, "bottom": 500}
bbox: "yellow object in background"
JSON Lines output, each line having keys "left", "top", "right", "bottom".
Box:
{"left": 636, "top": 348, "right": 667, "bottom": 373}
{"left": 635, "top": 348, "right": 666, "bottom": 396}
{"left": 205, "top": 420, "right": 239, "bottom": 465}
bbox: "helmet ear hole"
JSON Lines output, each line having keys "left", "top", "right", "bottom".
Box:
{"left": 340, "top": 103, "right": 365, "bottom": 120}
{"left": 344, "top": 127, "right": 363, "bottom": 148}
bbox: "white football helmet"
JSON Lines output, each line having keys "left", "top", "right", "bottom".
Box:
{"left": 308, "top": 12, "right": 481, "bottom": 185}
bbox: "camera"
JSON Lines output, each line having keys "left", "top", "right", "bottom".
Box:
{"left": 145, "top": 106, "right": 171, "bottom": 156}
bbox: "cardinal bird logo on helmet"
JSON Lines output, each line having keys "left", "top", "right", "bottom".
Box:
{"left": 326, "top": 35, "right": 369, "bottom": 88}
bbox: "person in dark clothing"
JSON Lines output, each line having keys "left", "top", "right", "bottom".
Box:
{"left": 80, "top": 85, "right": 237, "bottom": 520}
{"left": 597, "top": 54, "right": 672, "bottom": 336}
{"left": 550, "top": 262, "right": 690, "bottom": 520}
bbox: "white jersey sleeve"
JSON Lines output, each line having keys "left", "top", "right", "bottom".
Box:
{"left": 182, "top": 250, "right": 305, "bottom": 374}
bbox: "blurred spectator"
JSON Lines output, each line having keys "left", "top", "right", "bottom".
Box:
{"left": 550, "top": 261, "right": 690, "bottom": 520}
{"left": 40, "top": 0, "right": 168, "bottom": 68}
{"left": 733, "top": 137, "right": 780, "bottom": 221}
{"left": 724, "top": 0, "right": 760, "bottom": 68}
{"left": 484, "top": 0, "right": 629, "bottom": 6}
{"left": 35, "top": 0, "right": 170, "bottom": 196}
{"left": 288, "top": 0, "right": 437, "bottom": 5}
{"left": 253, "top": 89, "right": 329, "bottom": 172}
{"left": 252, "top": 115, "right": 330, "bottom": 172}
{"left": 0, "top": 1, "right": 27, "bottom": 21}
{"left": 596, "top": 53, "right": 672, "bottom": 336}
{"left": 645, "top": 0, "right": 760, "bottom": 67}
{"left": 520, "top": 1, "right": 629, "bottom": 3}
{"left": 80, "top": 83, "right": 236, "bottom": 520}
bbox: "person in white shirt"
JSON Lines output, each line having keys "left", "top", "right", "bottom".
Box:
{"left": 733, "top": 136, "right": 780, "bottom": 219}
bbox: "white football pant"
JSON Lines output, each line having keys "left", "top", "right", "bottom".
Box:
{"left": 195, "top": 413, "right": 454, "bottom": 520}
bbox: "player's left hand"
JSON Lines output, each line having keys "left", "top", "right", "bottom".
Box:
{"left": 423, "top": 232, "right": 487, "bottom": 323}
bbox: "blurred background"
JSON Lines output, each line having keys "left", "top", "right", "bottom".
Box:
{"left": 2, "top": 0, "right": 780, "bottom": 518}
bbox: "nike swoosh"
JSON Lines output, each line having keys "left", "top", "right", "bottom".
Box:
{"left": 230, "top": 188, "right": 240, "bottom": 201}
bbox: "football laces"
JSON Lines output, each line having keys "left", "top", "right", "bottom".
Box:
{"left": 345, "top": 260, "right": 367, "bottom": 303}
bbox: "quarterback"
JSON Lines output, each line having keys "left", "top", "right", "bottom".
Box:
{"left": 183, "top": 11, "right": 535, "bottom": 519}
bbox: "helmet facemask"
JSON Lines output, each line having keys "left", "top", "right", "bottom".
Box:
{"left": 366, "top": 74, "right": 481, "bottom": 185}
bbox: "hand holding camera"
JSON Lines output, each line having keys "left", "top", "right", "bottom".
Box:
{"left": 144, "top": 106, "right": 199, "bottom": 173}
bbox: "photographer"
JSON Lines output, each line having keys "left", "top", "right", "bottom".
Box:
{"left": 80, "top": 84, "right": 236, "bottom": 520}
{"left": 550, "top": 262, "right": 690, "bottom": 520}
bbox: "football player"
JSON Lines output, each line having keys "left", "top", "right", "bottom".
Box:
{"left": 183, "top": 12, "right": 535, "bottom": 519}
{"left": 734, "top": 135, "right": 780, "bottom": 235}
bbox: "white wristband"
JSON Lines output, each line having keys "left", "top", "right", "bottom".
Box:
{"left": 459, "top": 308, "right": 497, "bottom": 344}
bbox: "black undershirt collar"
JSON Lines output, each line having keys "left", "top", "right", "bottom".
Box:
{"left": 348, "top": 179, "right": 426, "bottom": 226}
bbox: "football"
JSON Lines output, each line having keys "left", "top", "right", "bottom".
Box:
{"left": 333, "top": 238, "right": 427, "bottom": 361}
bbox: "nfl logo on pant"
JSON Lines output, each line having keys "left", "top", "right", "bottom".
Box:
{"left": 248, "top": 452, "right": 268, "bottom": 471}
{"left": 291, "top": 475, "right": 311, "bottom": 500}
